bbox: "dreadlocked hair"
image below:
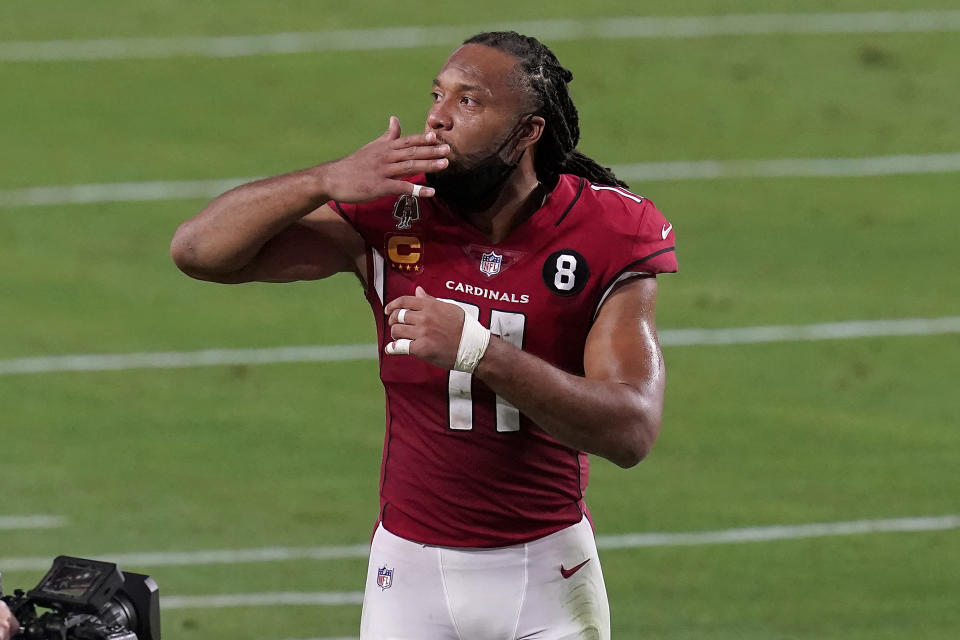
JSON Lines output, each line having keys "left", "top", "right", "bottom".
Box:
{"left": 463, "top": 31, "right": 628, "bottom": 189}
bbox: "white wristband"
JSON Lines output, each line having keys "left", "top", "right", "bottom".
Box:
{"left": 454, "top": 311, "right": 491, "bottom": 373}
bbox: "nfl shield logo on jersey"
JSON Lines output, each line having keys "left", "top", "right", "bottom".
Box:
{"left": 377, "top": 566, "right": 394, "bottom": 590}
{"left": 479, "top": 251, "right": 503, "bottom": 277}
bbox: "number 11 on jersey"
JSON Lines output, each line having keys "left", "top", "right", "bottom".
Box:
{"left": 443, "top": 300, "right": 526, "bottom": 432}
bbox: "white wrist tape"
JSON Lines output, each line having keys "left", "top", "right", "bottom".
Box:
{"left": 454, "top": 311, "right": 491, "bottom": 373}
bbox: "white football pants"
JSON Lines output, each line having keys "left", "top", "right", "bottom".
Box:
{"left": 359, "top": 516, "right": 610, "bottom": 640}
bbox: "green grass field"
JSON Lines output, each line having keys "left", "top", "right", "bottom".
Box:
{"left": 1, "top": 1, "right": 958, "bottom": 638}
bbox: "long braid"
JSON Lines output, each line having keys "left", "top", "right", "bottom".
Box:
{"left": 464, "top": 31, "right": 629, "bottom": 189}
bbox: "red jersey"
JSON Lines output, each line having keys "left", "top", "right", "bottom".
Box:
{"left": 332, "top": 173, "right": 677, "bottom": 547}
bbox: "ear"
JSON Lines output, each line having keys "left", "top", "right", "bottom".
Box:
{"left": 514, "top": 115, "right": 546, "bottom": 157}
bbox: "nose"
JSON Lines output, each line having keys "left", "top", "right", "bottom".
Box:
{"left": 426, "top": 101, "right": 451, "bottom": 132}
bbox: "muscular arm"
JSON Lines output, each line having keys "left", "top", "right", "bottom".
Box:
{"left": 476, "top": 277, "right": 664, "bottom": 468}
{"left": 172, "top": 197, "right": 364, "bottom": 284}
{"left": 385, "top": 277, "right": 666, "bottom": 468}
{"left": 170, "top": 117, "right": 449, "bottom": 283}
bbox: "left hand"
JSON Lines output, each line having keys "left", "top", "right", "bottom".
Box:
{"left": 384, "top": 287, "right": 465, "bottom": 369}
{"left": 0, "top": 601, "right": 19, "bottom": 640}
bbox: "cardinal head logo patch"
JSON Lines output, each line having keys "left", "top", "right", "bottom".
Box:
{"left": 393, "top": 195, "right": 420, "bottom": 230}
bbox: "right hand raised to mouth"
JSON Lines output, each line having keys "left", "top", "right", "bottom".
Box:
{"left": 316, "top": 115, "right": 450, "bottom": 203}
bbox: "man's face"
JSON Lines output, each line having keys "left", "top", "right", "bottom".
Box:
{"left": 426, "top": 44, "right": 531, "bottom": 173}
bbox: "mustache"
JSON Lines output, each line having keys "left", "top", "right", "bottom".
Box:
{"left": 433, "top": 136, "right": 462, "bottom": 159}
{"left": 432, "top": 140, "right": 499, "bottom": 174}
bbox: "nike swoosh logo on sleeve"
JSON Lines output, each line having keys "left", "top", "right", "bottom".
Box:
{"left": 661, "top": 223, "right": 673, "bottom": 240}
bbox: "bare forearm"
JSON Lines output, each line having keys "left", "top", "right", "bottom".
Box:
{"left": 171, "top": 120, "right": 448, "bottom": 278}
{"left": 171, "top": 166, "right": 329, "bottom": 274}
{"left": 475, "top": 338, "right": 663, "bottom": 468}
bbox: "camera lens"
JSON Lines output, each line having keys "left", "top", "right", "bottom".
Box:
{"left": 98, "top": 595, "right": 137, "bottom": 631}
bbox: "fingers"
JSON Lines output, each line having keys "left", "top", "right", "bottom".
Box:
{"left": 390, "top": 130, "right": 440, "bottom": 150}
{"left": 0, "top": 607, "right": 17, "bottom": 640}
{"left": 384, "top": 138, "right": 449, "bottom": 177}
{"left": 384, "top": 310, "right": 417, "bottom": 355}
{"left": 384, "top": 295, "right": 421, "bottom": 315}
{"left": 384, "top": 338, "right": 412, "bottom": 356}
{"left": 384, "top": 157, "right": 448, "bottom": 178}
{"left": 390, "top": 322, "right": 417, "bottom": 340}
{"left": 387, "top": 306, "right": 422, "bottom": 326}
{"left": 383, "top": 179, "right": 435, "bottom": 197}
{"left": 391, "top": 143, "right": 450, "bottom": 162}
{"left": 385, "top": 289, "right": 432, "bottom": 315}
{"left": 377, "top": 125, "right": 448, "bottom": 180}
{"left": 383, "top": 115, "right": 401, "bottom": 141}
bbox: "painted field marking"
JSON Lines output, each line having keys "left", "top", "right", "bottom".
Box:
{"left": 659, "top": 316, "right": 960, "bottom": 346}
{"left": 2, "top": 11, "right": 960, "bottom": 62}
{"left": 0, "top": 515, "right": 68, "bottom": 531}
{"left": 1, "top": 317, "right": 957, "bottom": 377}
{"left": 0, "top": 177, "right": 255, "bottom": 208}
{"left": 0, "top": 344, "right": 378, "bottom": 376}
{"left": 0, "top": 544, "right": 371, "bottom": 571}
{"left": 614, "top": 152, "right": 960, "bottom": 181}
{"left": 595, "top": 514, "right": 960, "bottom": 548}
{"left": 162, "top": 591, "right": 364, "bottom": 610}
{"left": 2, "top": 514, "right": 957, "bottom": 573}
{"left": 3, "top": 152, "right": 959, "bottom": 209}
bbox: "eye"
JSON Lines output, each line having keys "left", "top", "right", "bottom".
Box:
{"left": 430, "top": 91, "right": 441, "bottom": 102}
{"left": 460, "top": 95, "right": 478, "bottom": 106}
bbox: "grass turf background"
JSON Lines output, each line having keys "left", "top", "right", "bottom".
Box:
{"left": 1, "top": 1, "right": 958, "bottom": 638}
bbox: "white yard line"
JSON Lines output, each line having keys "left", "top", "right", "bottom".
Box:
{"left": 2, "top": 152, "right": 959, "bottom": 209}
{"left": 162, "top": 591, "right": 364, "bottom": 609}
{"left": 2, "top": 514, "right": 957, "bottom": 573}
{"left": 660, "top": 316, "right": 960, "bottom": 346}
{"left": 0, "top": 515, "right": 67, "bottom": 531}
{"left": 1, "top": 317, "right": 957, "bottom": 377}
{"left": 613, "top": 152, "right": 960, "bottom": 181}
{"left": 595, "top": 515, "right": 960, "bottom": 548}
{"left": 2, "top": 11, "right": 959, "bottom": 62}
{"left": 0, "top": 544, "right": 371, "bottom": 571}
{"left": 0, "top": 177, "right": 257, "bottom": 208}
{"left": 0, "top": 344, "right": 377, "bottom": 376}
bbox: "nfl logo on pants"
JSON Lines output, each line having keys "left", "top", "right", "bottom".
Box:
{"left": 377, "top": 566, "right": 394, "bottom": 590}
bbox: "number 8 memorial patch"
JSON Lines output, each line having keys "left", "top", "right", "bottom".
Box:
{"left": 542, "top": 249, "right": 589, "bottom": 296}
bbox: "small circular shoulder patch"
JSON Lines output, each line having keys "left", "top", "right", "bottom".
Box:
{"left": 542, "top": 249, "right": 589, "bottom": 296}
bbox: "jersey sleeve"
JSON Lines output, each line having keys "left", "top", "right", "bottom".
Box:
{"left": 592, "top": 197, "right": 678, "bottom": 319}
{"left": 629, "top": 199, "right": 678, "bottom": 275}
{"left": 328, "top": 199, "right": 378, "bottom": 248}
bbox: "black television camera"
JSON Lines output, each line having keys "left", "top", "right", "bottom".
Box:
{"left": 1, "top": 556, "right": 160, "bottom": 640}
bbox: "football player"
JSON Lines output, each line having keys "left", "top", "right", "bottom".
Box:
{"left": 172, "top": 31, "right": 677, "bottom": 640}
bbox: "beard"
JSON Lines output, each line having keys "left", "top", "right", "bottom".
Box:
{"left": 425, "top": 150, "right": 520, "bottom": 214}
{"left": 425, "top": 117, "right": 531, "bottom": 215}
